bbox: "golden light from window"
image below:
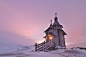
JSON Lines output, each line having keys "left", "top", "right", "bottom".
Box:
{"left": 49, "top": 36, "right": 53, "bottom": 40}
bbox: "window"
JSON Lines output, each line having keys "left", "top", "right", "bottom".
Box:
{"left": 49, "top": 32, "right": 52, "bottom": 34}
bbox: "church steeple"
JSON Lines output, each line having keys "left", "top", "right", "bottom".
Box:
{"left": 53, "top": 13, "right": 60, "bottom": 26}
{"left": 54, "top": 13, "right": 58, "bottom": 21}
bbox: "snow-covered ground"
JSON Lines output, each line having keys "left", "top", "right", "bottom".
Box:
{"left": 0, "top": 44, "right": 86, "bottom": 57}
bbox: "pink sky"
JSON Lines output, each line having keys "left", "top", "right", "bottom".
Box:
{"left": 0, "top": 0, "right": 86, "bottom": 48}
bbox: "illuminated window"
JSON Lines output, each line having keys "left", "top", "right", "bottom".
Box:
{"left": 49, "top": 36, "right": 53, "bottom": 40}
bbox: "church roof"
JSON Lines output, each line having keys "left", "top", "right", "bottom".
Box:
{"left": 44, "top": 26, "right": 52, "bottom": 32}
{"left": 60, "top": 29, "right": 67, "bottom": 35}
{"left": 44, "top": 20, "right": 53, "bottom": 32}
{"left": 53, "top": 17, "right": 61, "bottom": 26}
{"left": 44, "top": 13, "right": 62, "bottom": 32}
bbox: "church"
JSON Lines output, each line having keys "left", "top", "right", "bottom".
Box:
{"left": 35, "top": 13, "right": 67, "bottom": 51}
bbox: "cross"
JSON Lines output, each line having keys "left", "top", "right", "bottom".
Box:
{"left": 55, "top": 13, "right": 57, "bottom": 17}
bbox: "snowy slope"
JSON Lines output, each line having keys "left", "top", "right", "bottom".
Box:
{"left": 0, "top": 44, "right": 86, "bottom": 57}
{"left": 0, "top": 44, "right": 23, "bottom": 54}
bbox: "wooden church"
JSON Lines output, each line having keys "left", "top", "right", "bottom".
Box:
{"left": 35, "top": 13, "right": 67, "bottom": 51}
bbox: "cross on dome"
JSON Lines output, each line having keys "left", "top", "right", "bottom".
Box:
{"left": 55, "top": 13, "right": 57, "bottom": 17}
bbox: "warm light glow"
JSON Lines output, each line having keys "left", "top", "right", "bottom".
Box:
{"left": 66, "top": 43, "right": 72, "bottom": 46}
{"left": 37, "top": 41, "right": 42, "bottom": 44}
{"left": 36, "top": 39, "right": 45, "bottom": 44}
{"left": 66, "top": 43, "right": 68, "bottom": 45}
{"left": 49, "top": 37, "right": 53, "bottom": 40}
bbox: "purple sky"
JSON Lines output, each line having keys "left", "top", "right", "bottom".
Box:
{"left": 0, "top": 0, "right": 86, "bottom": 48}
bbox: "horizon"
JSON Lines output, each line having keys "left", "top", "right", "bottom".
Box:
{"left": 0, "top": 0, "right": 86, "bottom": 48}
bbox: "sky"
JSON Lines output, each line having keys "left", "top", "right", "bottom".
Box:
{"left": 0, "top": 0, "right": 86, "bottom": 48}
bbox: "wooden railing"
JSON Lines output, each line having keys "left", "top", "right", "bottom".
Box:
{"left": 35, "top": 41, "right": 54, "bottom": 51}
{"left": 43, "top": 41, "right": 54, "bottom": 51}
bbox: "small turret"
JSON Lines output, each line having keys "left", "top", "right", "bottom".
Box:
{"left": 50, "top": 20, "right": 52, "bottom": 27}
{"left": 50, "top": 20, "right": 52, "bottom": 25}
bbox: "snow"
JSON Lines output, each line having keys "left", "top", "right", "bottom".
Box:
{"left": 0, "top": 44, "right": 23, "bottom": 54}
{"left": 0, "top": 44, "right": 86, "bottom": 57}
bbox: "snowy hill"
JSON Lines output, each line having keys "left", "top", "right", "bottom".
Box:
{"left": 0, "top": 44, "right": 23, "bottom": 54}
{"left": 0, "top": 44, "right": 34, "bottom": 54}
{"left": 0, "top": 44, "right": 86, "bottom": 57}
